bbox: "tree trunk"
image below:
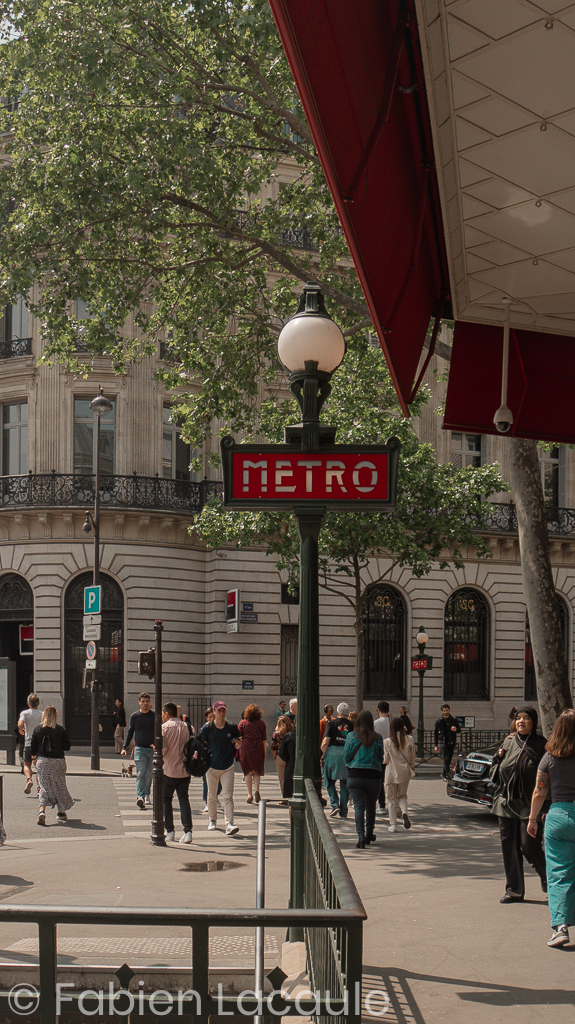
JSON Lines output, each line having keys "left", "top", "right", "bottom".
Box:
{"left": 509, "top": 438, "right": 573, "bottom": 736}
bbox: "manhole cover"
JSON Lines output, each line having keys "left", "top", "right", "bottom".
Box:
{"left": 181, "top": 860, "right": 244, "bottom": 872}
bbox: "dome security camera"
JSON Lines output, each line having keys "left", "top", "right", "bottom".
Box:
{"left": 493, "top": 404, "right": 513, "bottom": 434}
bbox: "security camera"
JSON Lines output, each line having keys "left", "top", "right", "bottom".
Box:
{"left": 493, "top": 404, "right": 513, "bottom": 434}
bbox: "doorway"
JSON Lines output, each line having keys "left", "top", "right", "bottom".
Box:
{"left": 0, "top": 574, "right": 34, "bottom": 726}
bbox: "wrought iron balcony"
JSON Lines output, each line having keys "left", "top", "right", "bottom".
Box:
{"left": 0, "top": 472, "right": 223, "bottom": 515}
{"left": 478, "top": 502, "right": 575, "bottom": 537}
{"left": 0, "top": 337, "right": 32, "bottom": 360}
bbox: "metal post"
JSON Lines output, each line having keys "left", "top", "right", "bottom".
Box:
{"left": 254, "top": 799, "right": 266, "bottom": 1024}
{"left": 290, "top": 508, "right": 324, "bottom": 940}
{"left": 417, "top": 664, "right": 425, "bottom": 758}
{"left": 90, "top": 411, "right": 101, "bottom": 772}
{"left": 151, "top": 619, "right": 166, "bottom": 846}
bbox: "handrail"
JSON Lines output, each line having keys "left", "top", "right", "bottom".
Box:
{"left": 0, "top": 473, "right": 223, "bottom": 515}
{"left": 305, "top": 779, "right": 366, "bottom": 913}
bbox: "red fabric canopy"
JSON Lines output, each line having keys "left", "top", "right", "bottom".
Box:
{"left": 444, "top": 321, "right": 575, "bottom": 444}
{"left": 269, "top": 0, "right": 449, "bottom": 414}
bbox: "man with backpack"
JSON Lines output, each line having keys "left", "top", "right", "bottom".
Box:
{"left": 200, "top": 700, "right": 242, "bottom": 835}
{"left": 161, "top": 702, "right": 194, "bottom": 843}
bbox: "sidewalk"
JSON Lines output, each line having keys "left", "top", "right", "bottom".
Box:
{"left": 0, "top": 765, "right": 571, "bottom": 1023}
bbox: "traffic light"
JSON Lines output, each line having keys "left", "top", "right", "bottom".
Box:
{"left": 226, "top": 589, "right": 240, "bottom": 623}
{"left": 138, "top": 649, "right": 156, "bottom": 678}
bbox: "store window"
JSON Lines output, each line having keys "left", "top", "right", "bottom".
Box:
{"left": 74, "top": 397, "right": 116, "bottom": 475}
{"left": 363, "top": 586, "right": 406, "bottom": 699}
{"left": 444, "top": 589, "right": 490, "bottom": 700}
{"left": 2, "top": 401, "right": 27, "bottom": 474}
{"left": 162, "top": 406, "right": 195, "bottom": 480}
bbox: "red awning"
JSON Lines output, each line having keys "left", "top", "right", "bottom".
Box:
{"left": 269, "top": 0, "right": 449, "bottom": 415}
{"left": 444, "top": 321, "right": 575, "bottom": 444}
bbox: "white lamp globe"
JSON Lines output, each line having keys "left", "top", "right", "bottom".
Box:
{"left": 416, "top": 628, "right": 428, "bottom": 647}
{"left": 278, "top": 312, "right": 345, "bottom": 375}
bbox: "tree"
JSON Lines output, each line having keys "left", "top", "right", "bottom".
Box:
{"left": 195, "top": 344, "right": 506, "bottom": 708}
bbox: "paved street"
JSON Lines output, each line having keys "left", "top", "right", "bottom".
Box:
{"left": 0, "top": 757, "right": 572, "bottom": 1022}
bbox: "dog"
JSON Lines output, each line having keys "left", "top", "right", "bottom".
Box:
{"left": 121, "top": 763, "right": 135, "bottom": 778}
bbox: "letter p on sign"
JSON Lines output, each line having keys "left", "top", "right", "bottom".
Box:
{"left": 84, "top": 585, "right": 102, "bottom": 615}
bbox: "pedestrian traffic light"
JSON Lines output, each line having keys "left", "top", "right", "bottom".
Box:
{"left": 138, "top": 649, "right": 156, "bottom": 678}
{"left": 226, "top": 589, "right": 239, "bottom": 622}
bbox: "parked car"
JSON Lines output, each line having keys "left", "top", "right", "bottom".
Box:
{"left": 446, "top": 744, "right": 499, "bottom": 810}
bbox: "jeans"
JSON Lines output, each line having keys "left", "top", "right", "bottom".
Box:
{"left": 545, "top": 802, "right": 575, "bottom": 928}
{"left": 325, "top": 776, "right": 349, "bottom": 816}
{"left": 346, "top": 776, "right": 380, "bottom": 841}
{"left": 441, "top": 744, "right": 455, "bottom": 777}
{"left": 134, "top": 746, "right": 154, "bottom": 801}
{"left": 164, "top": 775, "right": 192, "bottom": 834}
{"left": 499, "top": 815, "right": 546, "bottom": 896}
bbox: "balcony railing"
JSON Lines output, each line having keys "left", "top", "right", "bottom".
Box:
{"left": 478, "top": 502, "right": 575, "bottom": 537}
{"left": 0, "top": 336, "right": 32, "bottom": 359}
{"left": 0, "top": 472, "right": 223, "bottom": 515}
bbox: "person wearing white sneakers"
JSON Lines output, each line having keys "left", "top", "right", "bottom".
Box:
{"left": 18, "top": 694, "right": 42, "bottom": 796}
{"left": 383, "top": 717, "right": 415, "bottom": 833}
{"left": 200, "top": 700, "right": 242, "bottom": 835}
{"left": 161, "top": 702, "right": 194, "bottom": 844}
{"left": 122, "top": 693, "right": 155, "bottom": 809}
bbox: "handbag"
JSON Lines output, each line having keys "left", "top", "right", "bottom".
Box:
{"left": 398, "top": 745, "right": 416, "bottom": 778}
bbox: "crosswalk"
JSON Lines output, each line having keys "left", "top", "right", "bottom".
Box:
{"left": 112, "top": 778, "right": 153, "bottom": 835}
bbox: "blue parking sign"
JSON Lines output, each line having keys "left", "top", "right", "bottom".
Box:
{"left": 84, "top": 586, "right": 102, "bottom": 615}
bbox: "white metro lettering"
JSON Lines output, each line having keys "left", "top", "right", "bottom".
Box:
{"left": 352, "top": 461, "right": 378, "bottom": 493}
{"left": 297, "top": 460, "right": 321, "bottom": 492}
{"left": 243, "top": 460, "right": 268, "bottom": 492}
{"left": 325, "top": 461, "right": 347, "bottom": 493}
{"left": 275, "top": 461, "right": 296, "bottom": 492}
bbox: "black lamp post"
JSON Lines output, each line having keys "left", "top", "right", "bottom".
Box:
{"left": 82, "top": 386, "right": 113, "bottom": 771}
{"left": 277, "top": 282, "right": 345, "bottom": 934}
{"left": 415, "top": 627, "right": 429, "bottom": 758}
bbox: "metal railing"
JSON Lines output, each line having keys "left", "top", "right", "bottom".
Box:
{"left": 0, "top": 337, "right": 32, "bottom": 360}
{"left": 0, "top": 472, "right": 223, "bottom": 515}
{"left": 0, "top": 784, "right": 366, "bottom": 1024}
{"left": 304, "top": 779, "right": 366, "bottom": 1024}
{"left": 477, "top": 502, "right": 575, "bottom": 537}
{"left": 416, "top": 729, "right": 509, "bottom": 759}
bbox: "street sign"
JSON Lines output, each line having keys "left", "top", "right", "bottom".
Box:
{"left": 242, "top": 679, "right": 254, "bottom": 690}
{"left": 242, "top": 602, "right": 254, "bottom": 612}
{"left": 83, "top": 613, "right": 102, "bottom": 625}
{"left": 83, "top": 624, "right": 101, "bottom": 641}
{"left": 84, "top": 586, "right": 102, "bottom": 615}
{"left": 86, "top": 640, "right": 97, "bottom": 660}
{"left": 465, "top": 716, "right": 475, "bottom": 729}
{"left": 227, "top": 622, "right": 239, "bottom": 633}
{"left": 412, "top": 656, "right": 433, "bottom": 671}
{"left": 221, "top": 436, "right": 400, "bottom": 510}
{"left": 226, "top": 589, "right": 239, "bottom": 623}
{"left": 85, "top": 659, "right": 97, "bottom": 669}
{"left": 240, "top": 612, "right": 258, "bottom": 623}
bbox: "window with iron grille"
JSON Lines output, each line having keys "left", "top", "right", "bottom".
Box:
{"left": 363, "top": 586, "right": 406, "bottom": 699}
{"left": 525, "top": 596, "right": 568, "bottom": 701}
{"left": 450, "top": 433, "right": 481, "bottom": 468}
{"left": 444, "top": 589, "right": 490, "bottom": 700}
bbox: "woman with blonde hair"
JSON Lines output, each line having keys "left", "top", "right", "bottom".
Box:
{"left": 30, "top": 705, "right": 73, "bottom": 826}
{"left": 271, "top": 714, "right": 293, "bottom": 803}
{"left": 383, "top": 716, "right": 416, "bottom": 833}
{"left": 528, "top": 708, "right": 575, "bottom": 947}
{"left": 238, "top": 704, "right": 267, "bottom": 803}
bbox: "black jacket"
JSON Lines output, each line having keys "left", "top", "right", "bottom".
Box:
{"left": 434, "top": 715, "right": 461, "bottom": 747}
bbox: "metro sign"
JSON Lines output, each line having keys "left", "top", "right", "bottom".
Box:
{"left": 221, "top": 436, "right": 399, "bottom": 511}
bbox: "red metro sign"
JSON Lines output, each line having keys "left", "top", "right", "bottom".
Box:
{"left": 221, "top": 437, "right": 399, "bottom": 511}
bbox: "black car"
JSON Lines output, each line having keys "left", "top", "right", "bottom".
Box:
{"left": 446, "top": 744, "right": 499, "bottom": 810}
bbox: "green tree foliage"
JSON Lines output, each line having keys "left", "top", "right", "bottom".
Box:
{"left": 196, "top": 344, "right": 507, "bottom": 707}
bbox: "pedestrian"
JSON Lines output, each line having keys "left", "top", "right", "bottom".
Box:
{"left": 509, "top": 706, "right": 519, "bottom": 727}
{"left": 200, "top": 700, "right": 242, "bottom": 835}
{"left": 528, "top": 708, "right": 575, "bottom": 946}
{"left": 271, "top": 715, "right": 293, "bottom": 803}
{"left": 491, "top": 705, "right": 547, "bottom": 904}
{"left": 344, "top": 710, "right": 384, "bottom": 849}
{"left": 319, "top": 704, "right": 334, "bottom": 742}
{"left": 113, "top": 698, "right": 126, "bottom": 754}
{"left": 278, "top": 722, "right": 296, "bottom": 801}
{"left": 121, "top": 692, "right": 155, "bottom": 809}
{"left": 30, "top": 705, "right": 74, "bottom": 826}
{"left": 374, "top": 701, "right": 390, "bottom": 815}
{"left": 434, "top": 703, "right": 461, "bottom": 780}
{"left": 238, "top": 704, "right": 267, "bottom": 803}
{"left": 201, "top": 708, "right": 223, "bottom": 812}
{"left": 18, "top": 693, "right": 42, "bottom": 796}
{"left": 383, "top": 717, "right": 415, "bottom": 833}
{"left": 275, "top": 699, "right": 288, "bottom": 721}
{"left": 398, "top": 706, "right": 414, "bottom": 736}
{"left": 321, "top": 702, "right": 352, "bottom": 819}
{"left": 288, "top": 697, "right": 297, "bottom": 725}
{"left": 161, "top": 702, "right": 193, "bottom": 844}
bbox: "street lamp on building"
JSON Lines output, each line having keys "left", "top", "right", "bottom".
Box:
{"left": 277, "top": 282, "right": 345, "bottom": 931}
{"left": 82, "top": 386, "right": 113, "bottom": 771}
{"left": 414, "top": 627, "right": 429, "bottom": 758}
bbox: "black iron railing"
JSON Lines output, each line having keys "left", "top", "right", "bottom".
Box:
{"left": 477, "top": 502, "right": 575, "bottom": 536}
{"left": 0, "top": 337, "right": 32, "bottom": 359}
{"left": 0, "top": 472, "right": 223, "bottom": 515}
{"left": 416, "top": 729, "right": 509, "bottom": 760}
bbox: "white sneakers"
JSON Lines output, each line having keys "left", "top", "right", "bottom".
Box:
{"left": 179, "top": 832, "right": 193, "bottom": 844}
{"left": 208, "top": 819, "right": 217, "bottom": 830}
{"left": 165, "top": 830, "right": 175, "bottom": 842}
{"left": 202, "top": 803, "right": 209, "bottom": 813}
{"left": 225, "top": 822, "right": 239, "bottom": 836}
{"left": 388, "top": 824, "right": 398, "bottom": 833}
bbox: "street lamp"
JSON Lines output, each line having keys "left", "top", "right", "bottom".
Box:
{"left": 82, "top": 386, "right": 113, "bottom": 771}
{"left": 277, "top": 282, "right": 345, "bottom": 933}
{"left": 415, "top": 627, "right": 429, "bottom": 758}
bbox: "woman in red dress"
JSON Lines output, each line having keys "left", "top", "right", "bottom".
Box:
{"left": 238, "top": 704, "right": 267, "bottom": 803}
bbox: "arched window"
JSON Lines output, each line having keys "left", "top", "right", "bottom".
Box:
{"left": 444, "top": 589, "right": 490, "bottom": 700}
{"left": 363, "top": 586, "right": 406, "bottom": 699}
{"left": 64, "top": 572, "right": 123, "bottom": 743}
{"left": 525, "top": 596, "right": 568, "bottom": 701}
{"left": 0, "top": 573, "right": 34, "bottom": 717}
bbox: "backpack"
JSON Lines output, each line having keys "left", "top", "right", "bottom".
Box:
{"left": 184, "top": 733, "right": 212, "bottom": 777}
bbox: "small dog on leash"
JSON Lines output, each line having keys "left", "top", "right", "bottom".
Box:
{"left": 121, "top": 763, "right": 135, "bottom": 778}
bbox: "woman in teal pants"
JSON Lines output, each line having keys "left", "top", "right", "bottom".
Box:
{"left": 528, "top": 709, "right": 575, "bottom": 947}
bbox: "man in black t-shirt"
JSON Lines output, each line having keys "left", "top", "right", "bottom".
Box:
{"left": 321, "top": 702, "right": 353, "bottom": 818}
{"left": 122, "top": 692, "right": 155, "bottom": 809}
